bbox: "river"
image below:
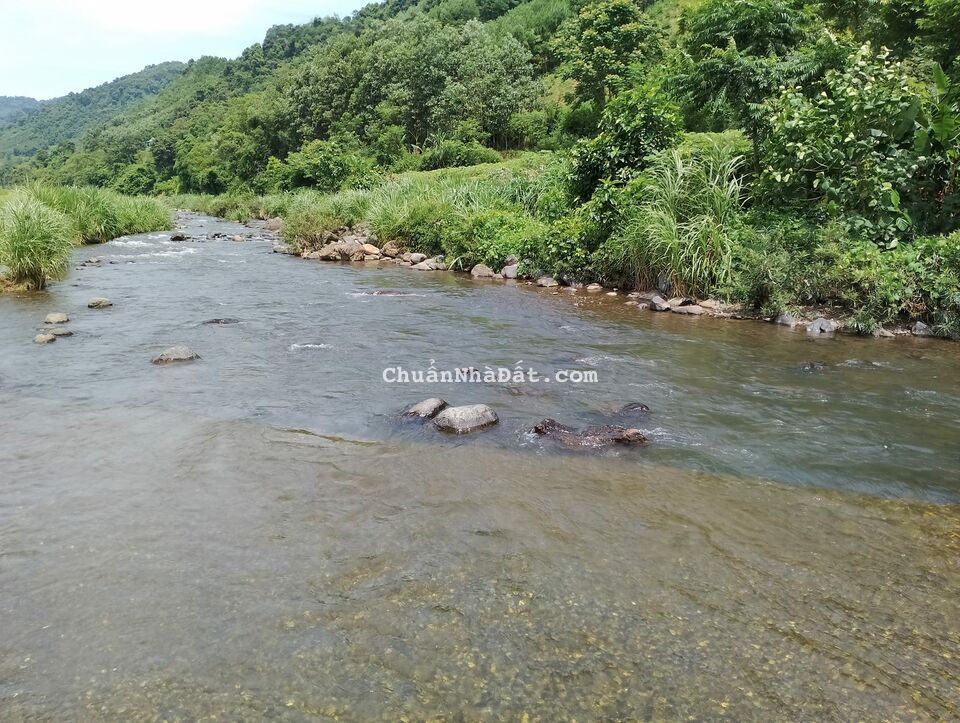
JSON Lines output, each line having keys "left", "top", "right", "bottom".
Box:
{"left": 1, "top": 213, "right": 958, "bottom": 720}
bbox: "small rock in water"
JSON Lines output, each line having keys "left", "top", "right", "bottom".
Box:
{"left": 798, "top": 361, "right": 825, "bottom": 373}
{"left": 433, "top": 404, "right": 499, "bottom": 434}
{"left": 402, "top": 398, "right": 448, "bottom": 420}
{"left": 152, "top": 346, "right": 200, "bottom": 365}
{"left": 203, "top": 318, "right": 240, "bottom": 325}
{"left": 34, "top": 333, "right": 56, "bottom": 344}
{"left": 470, "top": 263, "right": 495, "bottom": 278}
{"left": 586, "top": 283, "right": 603, "bottom": 292}
{"left": 911, "top": 321, "right": 933, "bottom": 337}
{"left": 88, "top": 297, "right": 112, "bottom": 309}
{"left": 807, "top": 317, "right": 839, "bottom": 335}
{"left": 536, "top": 276, "right": 559, "bottom": 288}
{"left": 170, "top": 233, "right": 188, "bottom": 241}
{"left": 49, "top": 327, "right": 73, "bottom": 337}
{"left": 44, "top": 312, "right": 69, "bottom": 324}
{"left": 671, "top": 304, "right": 705, "bottom": 315}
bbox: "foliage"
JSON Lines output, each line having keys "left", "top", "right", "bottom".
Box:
{"left": 0, "top": 193, "right": 73, "bottom": 289}
{"left": 554, "top": 0, "right": 663, "bottom": 107}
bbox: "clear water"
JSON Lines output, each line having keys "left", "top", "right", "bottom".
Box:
{"left": 1, "top": 214, "right": 958, "bottom": 719}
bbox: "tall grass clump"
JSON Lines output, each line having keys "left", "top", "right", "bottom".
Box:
{"left": 611, "top": 145, "right": 745, "bottom": 296}
{"left": 25, "top": 184, "right": 170, "bottom": 242}
{"left": 281, "top": 189, "right": 372, "bottom": 251}
{"left": 0, "top": 193, "right": 73, "bottom": 290}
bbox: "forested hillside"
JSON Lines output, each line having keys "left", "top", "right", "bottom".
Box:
{"left": 0, "top": 97, "right": 40, "bottom": 127}
{"left": 3, "top": 0, "right": 960, "bottom": 334}
{"left": 0, "top": 62, "right": 186, "bottom": 173}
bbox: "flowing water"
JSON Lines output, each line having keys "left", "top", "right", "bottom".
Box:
{"left": 1, "top": 214, "right": 959, "bottom": 720}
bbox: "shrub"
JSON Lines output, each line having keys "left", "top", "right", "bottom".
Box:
{"left": 610, "top": 144, "right": 745, "bottom": 295}
{"left": 0, "top": 194, "right": 73, "bottom": 290}
{"left": 420, "top": 140, "right": 502, "bottom": 170}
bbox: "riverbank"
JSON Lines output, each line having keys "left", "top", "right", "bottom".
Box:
{"left": 167, "top": 151, "right": 960, "bottom": 342}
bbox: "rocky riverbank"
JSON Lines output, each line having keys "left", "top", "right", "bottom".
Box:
{"left": 277, "top": 223, "right": 937, "bottom": 340}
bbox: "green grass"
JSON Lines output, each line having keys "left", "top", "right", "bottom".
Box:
{"left": 0, "top": 192, "right": 73, "bottom": 290}
{"left": 0, "top": 183, "right": 172, "bottom": 291}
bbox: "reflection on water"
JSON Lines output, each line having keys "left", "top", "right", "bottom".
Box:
{"left": 0, "top": 215, "right": 958, "bottom": 719}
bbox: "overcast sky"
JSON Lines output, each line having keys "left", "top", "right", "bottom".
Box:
{"left": 0, "top": 0, "right": 368, "bottom": 99}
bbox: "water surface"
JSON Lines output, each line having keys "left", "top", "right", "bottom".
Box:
{"left": 1, "top": 214, "right": 958, "bottom": 719}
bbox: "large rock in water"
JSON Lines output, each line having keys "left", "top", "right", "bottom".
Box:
{"left": 433, "top": 404, "right": 499, "bottom": 433}
{"left": 381, "top": 241, "right": 400, "bottom": 258}
{"left": 911, "top": 321, "right": 933, "bottom": 337}
{"left": 88, "top": 297, "right": 112, "bottom": 309}
{"left": 44, "top": 312, "right": 69, "bottom": 324}
{"left": 317, "top": 239, "right": 365, "bottom": 262}
{"left": 402, "top": 398, "right": 448, "bottom": 420}
{"left": 807, "top": 317, "right": 839, "bottom": 335}
{"left": 152, "top": 346, "right": 200, "bottom": 364}
{"left": 34, "top": 333, "right": 56, "bottom": 344}
{"left": 470, "top": 263, "right": 495, "bottom": 278}
{"left": 408, "top": 253, "right": 427, "bottom": 264}
{"left": 501, "top": 264, "right": 519, "bottom": 279}
{"left": 649, "top": 295, "right": 671, "bottom": 312}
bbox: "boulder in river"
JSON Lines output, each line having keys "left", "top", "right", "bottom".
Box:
{"left": 501, "top": 264, "right": 519, "bottom": 279}
{"left": 471, "top": 264, "right": 495, "bottom": 278}
{"left": 532, "top": 419, "right": 647, "bottom": 448}
{"left": 807, "top": 317, "right": 840, "bottom": 335}
{"left": 402, "top": 398, "right": 448, "bottom": 420}
{"left": 88, "top": 297, "right": 113, "bottom": 309}
{"left": 536, "top": 276, "right": 559, "bottom": 287}
{"left": 381, "top": 241, "right": 400, "bottom": 258}
{"left": 667, "top": 296, "right": 695, "bottom": 308}
{"left": 649, "top": 295, "right": 671, "bottom": 312}
{"left": 361, "top": 243, "right": 381, "bottom": 256}
{"left": 34, "top": 333, "right": 56, "bottom": 344}
{"left": 152, "top": 346, "right": 200, "bottom": 365}
{"left": 49, "top": 327, "right": 73, "bottom": 337}
{"left": 409, "top": 253, "right": 427, "bottom": 264}
{"left": 433, "top": 404, "right": 499, "bottom": 433}
{"left": 170, "top": 233, "right": 189, "bottom": 241}
{"left": 44, "top": 312, "right": 69, "bottom": 324}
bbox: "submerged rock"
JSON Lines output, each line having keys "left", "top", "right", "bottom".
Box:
{"left": 34, "top": 333, "right": 56, "bottom": 344}
{"left": 44, "top": 312, "right": 69, "bottom": 324}
{"left": 433, "top": 404, "right": 499, "bottom": 433}
{"left": 532, "top": 419, "right": 647, "bottom": 448}
{"left": 402, "top": 398, "right": 448, "bottom": 420}
{"left": 203, "top": 318, "right": 240, "bottom": 325}
{"left": 798, "top": 361, "right": 825, "bottom": 373}
{"left": 807, "top": 317, "right": 840, "bottom": 335}
{"left": 152, "top": 346, "right": 200, "bottom": 365}
{"left": 617, "top": 402, "right": 651, "bottom": 417}
{"left": 88, "top": 297, "right": 112, "bottom": 309}
{"left": 170, "top": 233, "right": 189, "bottom": 241}
{"left": 470, "top": 263, "right": 495, "bottom": 278}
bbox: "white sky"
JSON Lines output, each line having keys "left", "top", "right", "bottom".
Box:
{"left": 0, "top": 0, "right": 369, "bottom": 99}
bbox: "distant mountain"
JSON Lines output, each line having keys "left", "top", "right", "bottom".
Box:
{"left": 0, "top": 96, "right": 41, "bottom": 127}
{"left": 0, "top": 61, "right": 186, "bottom": 166}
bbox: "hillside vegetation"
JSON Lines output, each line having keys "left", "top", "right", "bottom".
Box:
{"left": 3, "top": 0, "right": 960, "bottom": 334}
{"left": 0, "top": 62, "right": 186, "bottom": 172}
